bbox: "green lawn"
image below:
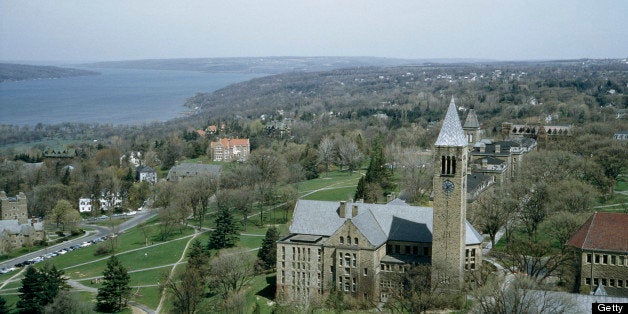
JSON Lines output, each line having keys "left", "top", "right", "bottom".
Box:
{"left": 294, "top": 171, "right": 363, "bottom": 197}
{"left": 615, "top": 175, "right": 627, "bottom": 192}
{"left": 302, "top": 186, "right": 358, "bottom": 201}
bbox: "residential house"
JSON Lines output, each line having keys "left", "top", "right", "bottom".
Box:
{"left": 79, "top": 198, "right": 92, "bottom": 213}
{"left": 136, "top": 165, "right": 157, "bottom": 184}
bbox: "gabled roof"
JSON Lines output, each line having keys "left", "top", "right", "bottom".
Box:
{"left": 136, "top": 165, "right": 156, "bottom": 173}
{"left": 467, "top": 173, "right": 492, "bottom": 192}
{"left": 566, "top": 212, "right": 628, "bottom": 253}
{"left": 211, "top": 138, "right": 250, "bottom": 148}
{"left": 472, "top": 156, "right": 505, "bottom": 165}
{"left": 289, "top": 200, "right": 483, "bottom": 248}
{"left": 435, "top": 97, "right": 468, "bottom": 147}
{"left": 463, "top": 109, "right": 481, "bottom": 129}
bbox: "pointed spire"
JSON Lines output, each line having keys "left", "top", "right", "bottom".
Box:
{"left": 435, "top": 97, "right": 467, "bottom": 147}
{"left": 463, "top": 109, "right": 480, "bottom": 129}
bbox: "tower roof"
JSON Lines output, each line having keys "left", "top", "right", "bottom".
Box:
{"left": 435, "top": 97, "right": 468, "bottom": 147}
{"left": 463, "top": 109, "right": 480, "bottom": 129}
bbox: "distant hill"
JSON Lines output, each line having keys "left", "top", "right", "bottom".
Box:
{"left": 0, "top": 63, "right": 99, "bottom": 83}
{"left": 81, "top": 56, "right": 492, "bottom": 74}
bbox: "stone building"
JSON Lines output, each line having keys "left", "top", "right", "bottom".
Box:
{"left": 276, "top": 97, "right": 483, "bottom": 304}
{"left": 209, "top": 138, "right": 250, "bottom": 162}
{"left": 1, "top": 191, "right": 28, "bottom": 224}
{"left": 0, "top": 191, "right": 45, "bottom": 254}
{"left": 566, "top": 212, "right": 628, "bottom": 297}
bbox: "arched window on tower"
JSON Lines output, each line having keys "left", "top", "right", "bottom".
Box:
{"left": 452, "top": 157, "right": 456, "bottom": 174}
{"left": 441, "top": 156, "right": 446, "bottom": 174}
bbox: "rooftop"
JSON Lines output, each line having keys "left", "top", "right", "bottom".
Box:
{"left": 566, "top": 212, "right": 628, "bottom": 253}
{"left": 434, "top": 97, "right": 468, "bottom": 147}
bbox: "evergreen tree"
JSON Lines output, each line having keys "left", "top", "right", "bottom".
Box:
{"left": 17, "top": 266, "right": 44, "bottom": 314}
{"left": 17, "top": 264, "right": 68, "bottom": 314}
{"left": 354, "top": 175, "right": 367, "bottom": 201}
{"left": 299, "top": 144, "right": 319, "bottom": 180}
{"left": 187, "top": 238, "right": 210, "bottom": 272}
{"left": 355, "top": 139, "right": 394, "bottom": 202}
{"left": 0, "top": 295, "right": 8, "bottom": 314}
{"left": 96, "top": 255, "right": 131, "bottom": 312}
{"left": 256, "top": 226, "right": 279, "bottom": 271}
{"left": 207, "top": 208, "right": 239, "bottom": 250}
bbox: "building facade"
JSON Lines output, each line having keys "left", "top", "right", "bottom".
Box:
{"left": 566, "top": 212, "right": 628, "bottom": 297}
{"left": 0, "top": 191, "right": 45, "bottom": 254}
{"left": 276, "top": 97, "right": 483, "bottom": 304}
{"left": 0, "top": 191, "right": 28, "bottom": 224}
{"left": 210, "top": 138, "right": 250, "bottom": 162}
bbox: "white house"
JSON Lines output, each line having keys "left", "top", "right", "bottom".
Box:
{"left": 79, "top": 198, "right": 92, "bottom": 213}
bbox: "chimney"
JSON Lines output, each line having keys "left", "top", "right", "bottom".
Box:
{"left": 387, "top": 193, "right": 395, "bottom": 202}
{"left": 338, "top": 201, "right": 346, "bottom": 218}
{"left": 352, "top": 205, "right": 358, "bottom": 218}
{"left": 495, "top": 144, "right": 501, "bottom": 153}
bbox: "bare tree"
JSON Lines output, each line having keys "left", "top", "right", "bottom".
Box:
{"left": 471, "top": 274, "right": 577, "bottom": 314}
{"left": 473, "top": 190, "right": 508, "bottom": 247}
{"left": 207, "top": 248, "right": 255, "bottom": 297}
{"left": 334, "top": 136, "right": 363, "bottom": 172}
{"left": 318, "top": 136, "right": 335, "bottom": 173}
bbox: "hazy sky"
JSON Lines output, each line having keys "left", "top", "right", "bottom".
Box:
{"left": 1, "top": 0, "right": 626, "bottom": 62}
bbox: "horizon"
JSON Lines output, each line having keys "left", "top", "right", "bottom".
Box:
{"left": 1, "top": 1, "right": 626, "bottom": 62}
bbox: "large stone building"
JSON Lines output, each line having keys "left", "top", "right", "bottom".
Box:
{"left": 0, "top": 191, "right": 45, "bottom": 254}
{"left": 276, "top": 97, "right": 483, "bottom": 303}
{"left": 210, "top": 138, "right": 250, "bottom": 162}
{"left": 566, "top": 212, "right": 628, "bottom": 297}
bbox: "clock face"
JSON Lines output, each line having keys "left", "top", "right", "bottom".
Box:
{"left": 442, "top": 180, "right": 454, "bottom": 194}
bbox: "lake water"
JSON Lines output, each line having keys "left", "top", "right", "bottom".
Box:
{"left": 0, "top": 68, "right": 264, "bottom": 126}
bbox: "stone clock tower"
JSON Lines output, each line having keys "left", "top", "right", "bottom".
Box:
{"left": 431, "top": 97, "right": 468, "bottom": 290}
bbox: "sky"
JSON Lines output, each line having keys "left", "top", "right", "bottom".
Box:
{"left": 1, "top": 0, "right": 627, "bottom": 63}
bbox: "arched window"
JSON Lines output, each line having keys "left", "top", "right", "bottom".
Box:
{"left": 441, "top": 156, "right": 446, "bottom": 174}
{"left": 354, "top": 237, "right": 358, "bottom": 245}
{"left": 347, "top": 237, "right": 352, "bottom": 245}
{"left": 446, "top": 156, "right": 451, "bottom": 174}
{"left": 451, "top": 157, "right": 456, "bottom": 174}
{"left": 340, "top": 236, "right": 344, "bottom": 244}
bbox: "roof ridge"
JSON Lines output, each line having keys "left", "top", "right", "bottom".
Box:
{"left": 582, "top": 212, "right": 596, "bottom": 249}
{"left": 434, "top": 96, "right": 468, "bottom": 147}
{"left": 366, "top": 207, "right": 387, "bottom": 238}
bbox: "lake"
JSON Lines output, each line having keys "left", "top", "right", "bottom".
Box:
{"left": 0, "top": 68, "right": 264, "bottom": 126}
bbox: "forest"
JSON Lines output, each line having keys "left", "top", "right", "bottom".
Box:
{"left": 0, "top": 63, "right": 98, "bottom": 83}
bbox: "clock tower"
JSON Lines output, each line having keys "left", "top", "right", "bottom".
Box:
{"left": 431, "top": 97, "right": 468, "bottom": 290}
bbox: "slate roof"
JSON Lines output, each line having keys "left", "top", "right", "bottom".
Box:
{"left": 289, "top": 200, "right": 483, "bottom": 248}
{"left": 136, "top": 165, "right": 156, "bottom": 173}
{"left": 435, "top": 97, "right": 468, "bottom": 147}
{"left": 467, "top": 173, "right": 493, "bottom": 192}
{"left": 566, "top": 212, "right": 628, "bottom": 253}
{"left": 166, "top": 163, "right": 222, "bottom": 180}
{"left": 472, "top": 156, "right": 505, "bottom": 165}
{"left": 463, "top": 109, "right": 481, "bottom": 129}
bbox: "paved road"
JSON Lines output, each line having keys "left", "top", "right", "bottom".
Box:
{"left": 0, "top": 210, "right": 157, "bottom": 271}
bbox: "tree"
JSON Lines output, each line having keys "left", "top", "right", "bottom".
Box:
{"left": 208, "top": 248, "right": 255, "bottom": 297}
{"left": 163, "top": 239, "right": 210, "bottom": 314}
{"left": 300, "top": 143, "right": 319, "bottom": 180}
{"left": 207, "top": 208, "right": 239, "bottom": 250}
{"left": 96, "top": 255, "right": 131, "bottom": 312}
{"left": 495, "top": 239, "right": 569, "bottom": 283}
{"left": 318, "top": 136, "right": 335, "bottom": 173}
{"left": 473, "top": 190, "right": 508, "bottom": 247}
{"left": 43, "top": 290, "right": 93, "bottom": 314}
{"left": 49, "top": 199, "right": 81, "bottom": 232}
{"left": 17, "top": 266, "right": 44, "bottom": 314}
{"left": 0, "top": 295, "right": 8, "bottom": 314}
{"left": 335, "top": 136, "right": 363, "bottom": 172}
{"left": 471, "top": 274, "right": 577, "bottom": 314}
{"left": 17, "top": 263, "right": 68, "bottom": 314}
{"left": 540, "top": 211, "right": 585, "bottom": 253}
{"left": 256, "top": 227, "right": 279, "bottom": 271}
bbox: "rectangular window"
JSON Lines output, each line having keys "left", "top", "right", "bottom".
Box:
{"left": 611, "top": 255, "right": 616, "bottom": 265}
{"left": 620, "top": 256, "right": 625, "bottom": 266}
{"left": 466, "top": 249, "right": 470, "bottom": 257}
{"left": 603, "top": 255, "right": 608, "bottom": 264}
{"left": 364, "top": 268, "right": 368, "bottom": 276}
{"left": 352, "top": 277, "right": 356, "bottom": 292}
{"left": 594, "top": 278, "right": 599, "bottom": 286}
{"left": 352, "top": 253, "right": 357, "bottom": 267}
{"left": 387, "top": 244, "right": 392, "bottom": 254}
{"left": 413, "top": 246, "right": 418, "bottom": 255}
{"left": 471, "top": 249, "right": 476, "bottom": 256}
{"left": 395, "top": 245, "right": 400, "bottom": 254}
{"left": 618, "top": 279, "right": 624, "bottom": 287}
{"left": 345, "top": 267, "right": 350, "bottom": 275}
{"left": 595, "top": 254, "right": 600, "bottom": 264}
{"left": 602, "top": 278, "right": 607, "bottom": 286}
{"left": 405, "top": 246, "right": 410, "bottom": 254}
{"left": 339, "top": 253, "right": 343, "bottom": 266}
{"left": 586, "top": 254, "right": 592, "bottom": 263}
{"left": 610, "top": 279, "right": 615, "bottom": 287}
{"left": 423, "top": 247, "right": 429, "bottom": 256}
{"left": 585, "top": 278, "right": 591, "bottom": 285}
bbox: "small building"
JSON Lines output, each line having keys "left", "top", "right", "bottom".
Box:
{"left": 79, "top": 198, "right": 92, "bottom": 213}
{"left": 0, "top": 192, "right": 45, "bottom": 254}
{"left": 210, "top": 138, "right": 251, "bottom": 162}
{"left": 613, "top": 131, "right": 628, "bottom": 141}
{"left": 566, "top": 212, "right": 628, "bottom": 297}
{"left": 166, "top": 163, "right": 222, "bottom": 181}
{"left": 136, "top": 165, "right": 157, "bottom": 184}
